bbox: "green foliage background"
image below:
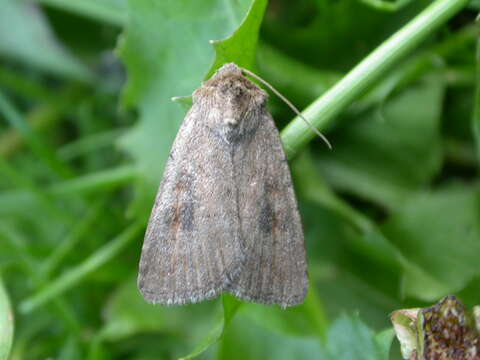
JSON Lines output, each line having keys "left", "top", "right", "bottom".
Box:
{"left": 0, "top": 0, "right": 479, "bottom": 359}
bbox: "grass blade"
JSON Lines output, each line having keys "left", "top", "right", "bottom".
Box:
{"left": 0, "top": 278, "right": 13, "bottom": 360}
{"left": 0, "top": 90, "right": 74, "bottom": 178}
{"left": 19, "top": 221, "right": 144, "bottom": 313}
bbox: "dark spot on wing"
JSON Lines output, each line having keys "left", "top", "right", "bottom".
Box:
{"left": 162, "top": 206, "right": 176, "bottom": 228}
{"left": 259, "top": 198, "right": 274, "bottom": 234}
{"left": 163, "top": 172, "right": 195, "bottom": 233}
{"left": 180, "top": 200, "right": 195, "bottom": 231}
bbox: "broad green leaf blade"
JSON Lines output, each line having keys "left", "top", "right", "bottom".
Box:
{"left": 326, "top": 314, "right": 387, "bottom": 360}
{"left": 0, "top": 279, "right": 13, "bottom": 360}
{"left": 99, "top": 277, "right": 217, "bottom": 342}
{"left": 218, "top": 315, "right": 325, "bottom": 360}
{"left": 118, "top": 0, "right": 261, "bottom": 213}
{"left": 374, "top": 328, "right": 395, "bottom": 359}
{"left": 384, "top": 185, "right": 480, "bottom": 300}
{"left": 100, "top": 277, "right": 169, "bottom": 341}
{"left": 38, "top": 0, "right": 127, "bottom": 26}
{"left": 240, "top": 284, "right": 328, "bottom": 340}
{"left": 0, "top": 0, "right": 92, "bottom": 81}
{"left": 293, "top": 148, "right": 453, "bottom": 304}
{"left": 317, "top": 77, "right": 444, "bottom": 209}
{"left": 208, "top": 0, "right": 268, "bottom": 76}
{"left": 57, "top": 337, "right": 82, "bottom": 360}
{"left": 180, "top": 295, "right": 242, "bottom": 360}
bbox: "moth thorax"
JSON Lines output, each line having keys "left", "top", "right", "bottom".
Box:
{"left": 224, "top": 117, "right": 238, "bottom": 127}
{"left": 223, "top": 108, "right": 241, "bottom": 128}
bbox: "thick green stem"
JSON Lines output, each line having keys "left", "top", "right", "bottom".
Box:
{"left": 281, "top": 0, "right": 470, "bottom": 157}
{"left": 473, "top": 17, "right": 480, "bottom": 163}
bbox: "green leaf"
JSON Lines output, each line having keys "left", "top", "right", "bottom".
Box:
{"left": 180, "top": 295, "right": 242, "bottom": 360}
{"left": 317, "top": 76, "right": 444, "bottom": 209}
{"left": 218, "top": 315, "right": 325, "bottom": 360}
{"left": 0, "top": 0, "right": 92, "bottom": 81}
{"left": 374, "top": 328, "right": 395, "bottom": 359}
{"left": 0, "top": 279, "right": 13, "bottom": 360}
{"left": 100, "top": 277, "right": 169, "bottom": 341}
{"left": 118, "top": 0, "right": 264, "bottom": 213}
{"left": 218, "top": 312, "right": 390, "bottom": 360}
{"left": 207, "top": 0, "right": 267, "bottom": 76}
{"left": 468, "top": 0, "right": 480, "bottom": 9}
{"left": 38, "top": 0, "right": 127, "bottom": 26}
{"left": 240, "top": 284, "right": 328, "bottom": 340}
{"left": 99, "top": 276, "right": 217, "bottom": 342}
{"left": 325, "top": 314, "right": 390, "bottom": 360}
{"left": 384, "top": 185, "right": 480, "bottom": 300}
{"left": 57, "top": 337, "right": 82, "bottom": 360}
{"left": 299, "top": 203, "right": 402, "bottom": 330}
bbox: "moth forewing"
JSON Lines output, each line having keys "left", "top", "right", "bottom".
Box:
{"left": 138, "top": 63, "right": 308, "bottom": 308}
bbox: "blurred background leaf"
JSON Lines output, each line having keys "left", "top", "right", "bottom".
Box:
{"left": 0, "top": 278, "right": 13, "bottom": 360}
{"left": 0, "top": 0, "right": 92, "bottom": 81}
{"left": 0, "top": 0, "right": 478, "bottom": 359}
{"left": 37, "top": 0, "right": 127, "bottom": 26}
{"left": 317, "top": 75, "right": 444, "bottom": 209}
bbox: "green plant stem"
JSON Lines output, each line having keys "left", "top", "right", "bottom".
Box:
{"left": 281, "top": 0, "right": 470, "bottom": 157}
{"left": 473, "top": 17, "right": 480, "bottom": 163}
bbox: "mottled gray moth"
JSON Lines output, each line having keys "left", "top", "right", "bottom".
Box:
{"left": 138, "top": 63, "right": 308, "bottom": 308}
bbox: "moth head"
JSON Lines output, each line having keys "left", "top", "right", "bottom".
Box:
{"left": 199, "top": 63, "right": 268, "bottom": 112}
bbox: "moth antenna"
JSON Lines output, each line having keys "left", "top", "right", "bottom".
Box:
{"left": 241, "top": 67, "right": 332, "bottom": 150}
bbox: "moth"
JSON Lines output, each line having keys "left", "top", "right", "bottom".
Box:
{"left": 138, "top": 63, "right": 308, "bottom": 308}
